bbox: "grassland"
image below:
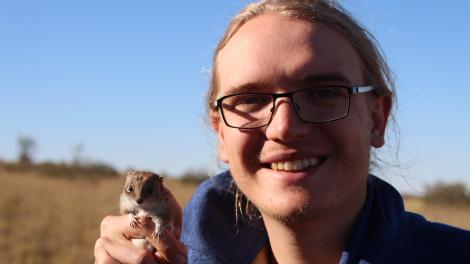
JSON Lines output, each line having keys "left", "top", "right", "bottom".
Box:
{"left": 0, "top": 170, "right": 469, "bottom": 263}
{"left": 0, "top": 170, "right": 198, "bottom": 264}
{"left": 404, "top": 196, "right": 470, "bottom": 230}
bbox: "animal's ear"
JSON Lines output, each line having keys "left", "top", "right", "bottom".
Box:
{"left": 157, "top": 174, "right": 164, "bottom": 183}
{"left": 127, "top": 169, "right": 135, "bottom": 176}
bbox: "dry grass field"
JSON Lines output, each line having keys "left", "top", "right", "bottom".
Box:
{"left": 0, "top": 170, "right": 469, "bottom": 263}
{"left": 0, "top": 170, "right": 198, "bottom": 264}
{"left": 404, "top": 196, "right": 470, "bottom": 230}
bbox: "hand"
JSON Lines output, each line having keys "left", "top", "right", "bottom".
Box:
{"left": 94, "top": 191, "right": 186, "bottom": 264}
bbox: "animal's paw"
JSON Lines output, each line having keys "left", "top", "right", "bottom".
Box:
{"left": 151, "top": 231, "right": 163, "bottom": 240}
{"left": 130, "top": 216, "right": 140, "bottom": 228}
{"left": 151, "top": 223, "right": 173, "bottom": 241}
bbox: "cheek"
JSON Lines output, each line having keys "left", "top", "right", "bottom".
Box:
{"left": 222, "top": 128, "right": 264, "bottom": 168}
{"left": 223, "top": 130, "right": 265, "bottom": 191}
{"left": 323, "top": 102, "right": 372, "bottom": 162}
{"left": 318, "top": 110, "right": 371, "bottom": 203}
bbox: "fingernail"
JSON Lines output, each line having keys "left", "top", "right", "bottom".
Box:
{"left": 175, "top": 254, "right": 187, "bottom": 264}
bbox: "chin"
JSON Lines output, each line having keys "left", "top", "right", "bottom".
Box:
{"left": 261, "top": 202, "right": 316, "bottom": 224}
{"left": 257, "top": 187, "right": 322, "bottom": 223}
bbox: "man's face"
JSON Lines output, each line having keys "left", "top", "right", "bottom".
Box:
{"left": 212, "top": 14, "right": 390, "bottom": 222}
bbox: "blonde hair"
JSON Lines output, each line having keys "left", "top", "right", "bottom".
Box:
{"left": 207, "top": 0, "right": 395, "bottom": 111}
{"left": 206, "top": 0, "right": 396, "bottom": 224}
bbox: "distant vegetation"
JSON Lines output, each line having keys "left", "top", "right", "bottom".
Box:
{"left": 178, "top": 169, "right": 210, "bottom": 184}
{"left": 0, "top": 160, "right": 211, "bottom": 182}
{"left": 0, "top": 135, "right": 210, "bottom": 181}
{"left": 423, "top": 181, "right": 470, "bottom": 206}
{"left": 1, "top": 161, "right": 119, "bottom": 179}
{"left": 0, "top": 136, "right": 119, "bottom": 179}
{"left": 17, "top": 135, "right": 36, "bottom": 165}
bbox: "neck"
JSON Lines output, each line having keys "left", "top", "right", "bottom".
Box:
{"left": 262, "top": 187, "right": 367, "bottom": 264}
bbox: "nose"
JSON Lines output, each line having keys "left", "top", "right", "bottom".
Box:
{"left": 136, "top": 198, "right": 143, "bottom": 204}
{"left": 265, "top": 98, "right": 310, "bottom": 142}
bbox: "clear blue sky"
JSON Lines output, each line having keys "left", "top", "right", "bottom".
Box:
{"left": 1, "top": 1, "right": 469, "bottom": 194}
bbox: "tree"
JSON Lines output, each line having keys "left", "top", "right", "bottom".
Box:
{"left": 71, "top": 143, "right": 84, "bottom": 166}
{"left": 18, "top": 135, "right": 36, "bottom": 165}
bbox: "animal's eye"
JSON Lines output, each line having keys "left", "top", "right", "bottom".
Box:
{"left": 127, "top": 185, "right": 134, "bottom": 193}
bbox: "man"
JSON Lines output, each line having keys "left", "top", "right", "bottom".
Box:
{"left": 95, "top": 1, "right": 470, "bottom": 263}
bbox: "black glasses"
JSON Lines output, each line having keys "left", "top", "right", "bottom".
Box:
{"left": 214, "top": 85, "right": 374, "bottom": 129}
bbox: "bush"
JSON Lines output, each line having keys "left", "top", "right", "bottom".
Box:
{"left": 1, "top": 161, "right": 32, "bottom": 172}
{"left": 35, "top": 162, "right": 119, "bottom": 179}
{"left": 423, "top": 181, "right": 470, "bottom": 206}
{"left": 1, "top": 161, "right": 119, "bottom": 179}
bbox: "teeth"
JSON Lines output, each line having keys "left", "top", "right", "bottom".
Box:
{"left": 270, "top": 158, "right": 320, "bottom": 171}
{"left": 285, "top": 162, "right": 293, "bottom": 171}
{"left": 302, "top": 159, "right": 309, "bottom": 167}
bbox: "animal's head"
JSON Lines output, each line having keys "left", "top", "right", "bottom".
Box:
{"left": 123, "top": 170, "right": 164, "bottom": 205}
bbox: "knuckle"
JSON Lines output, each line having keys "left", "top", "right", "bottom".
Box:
{"left": 99, "top": 236, "right": 112, "bottom": 247}
{"left": 100, "top": 215, "right": 114, "bottom": 234}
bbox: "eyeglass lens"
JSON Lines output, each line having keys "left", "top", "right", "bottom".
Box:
{"left": 220, "top": 86, "right": 350, "bottom": 128}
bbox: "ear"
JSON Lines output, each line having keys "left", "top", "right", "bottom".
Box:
{"left": 369, "top": 95, "right": 392, "bottom": 148}
{"left": 157, "top": 173, "right": 163, "bottom": 182}
{"left": 211, "top": 110, "right": 229, "bottom": 163}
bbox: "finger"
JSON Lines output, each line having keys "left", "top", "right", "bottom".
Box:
{"left": 147, "top": 229, "right": 187, "bottom": 264}
{"left": 101, "top": 215, "right": 146, "bottom": 241}
{"left": 101, "top": 237, "right": 156, "bottom": 264}
{"left": 94, "top": 238, "right": 121, "bottom": 264}
{"left": 100, "top": 216, "right": 159, "bottom": 263}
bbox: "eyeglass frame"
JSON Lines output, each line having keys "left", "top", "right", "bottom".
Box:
{"left": 214, "top": 85, "right": 375, "bottom": 129}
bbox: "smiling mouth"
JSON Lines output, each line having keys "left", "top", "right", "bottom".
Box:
{"left": 268, "top": 158, "right": 324, "bottom": 172}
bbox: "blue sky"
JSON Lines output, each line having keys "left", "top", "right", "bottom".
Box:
{"left": 1, "top": 1, "right": 469, "bottom": 194}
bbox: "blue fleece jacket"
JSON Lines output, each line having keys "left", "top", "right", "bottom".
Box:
{"left": 181, "top": 171, "right": 470, "bottom": 263}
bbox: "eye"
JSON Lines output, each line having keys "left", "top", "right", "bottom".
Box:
{"left": 309, "top": 87, "right": 339, "bottom": 97}
{"left": 127, "top": 185, "right": 134, "bottom": 193}
{"left": 225, "top": 94, "right": 272, "bottom": 112}
{"left": 301, "top": 86, "right": 349, "bottom": 101}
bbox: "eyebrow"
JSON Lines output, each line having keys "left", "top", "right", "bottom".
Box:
{"left": 224, "top": 82, "right": 271, "bottom": 96}
{"left": 223, "top": 72, "right": 353, "bottom": 96}
{"left": 296, "top": 72, "right": 353, "bottom": 86}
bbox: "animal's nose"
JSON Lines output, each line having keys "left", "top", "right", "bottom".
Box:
{"left": 137, "top": 198, "right": 143, "bottom": 204}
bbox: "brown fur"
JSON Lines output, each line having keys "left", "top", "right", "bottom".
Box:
{"left": 119, "top": 170, "right": 173, "bottom": 251}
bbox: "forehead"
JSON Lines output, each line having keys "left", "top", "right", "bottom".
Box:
{"left": 216, "top": 14, "right": 364, "bottom": 94}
